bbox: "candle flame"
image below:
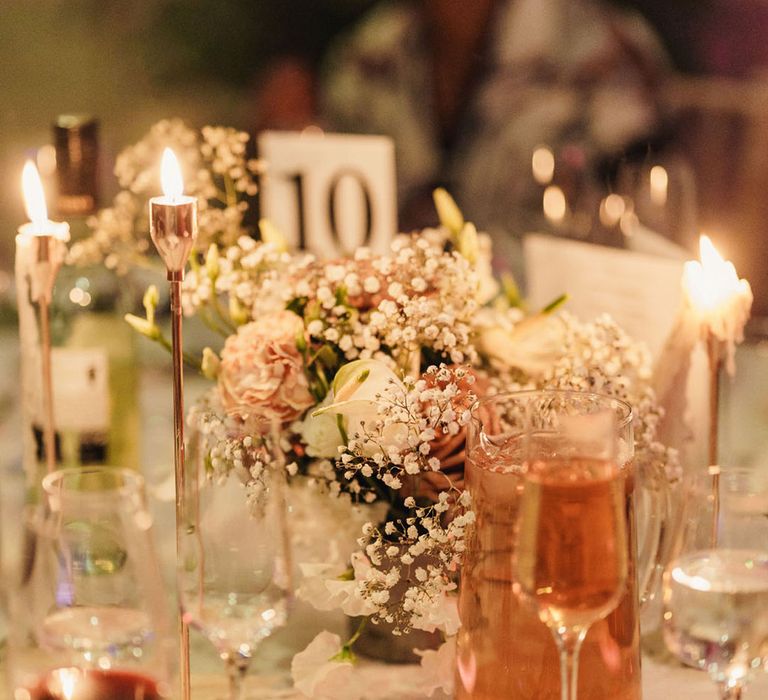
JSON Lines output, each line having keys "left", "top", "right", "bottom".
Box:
{"left": 699, "top": 234, "right": 725, "bottom": 273}
{"left": 22, "top": 160, "right": 48, "bottom": 225}
{"left": 161, "top": 147, "right": 184, "bottom": 199}
{"left": 682, "top": 234, "right": 753, "bottom": 375}
{"left": 683, "top": 235, "right": 747, "bottom": 312}
{"left": 52, "top": 667, "right": 81, "bottom": 700}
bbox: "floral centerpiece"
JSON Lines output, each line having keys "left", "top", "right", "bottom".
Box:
{"left": 84, "top": 121, "right": 678, "bottom": 698}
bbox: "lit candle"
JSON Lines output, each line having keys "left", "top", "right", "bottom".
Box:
{"left": 147, "top": 147, "right": 197, "bottom": 700}
{"left": 681, "top": 234, "right": 752, "bottom": 375}
{"left": 682, "top": 234, "right": 752, "bottom": 547}
{"left": 149, "top": 148, "right": 197, "bottom": 280}
{"left": 18, "top": 161, "right": 70, "bottom": 297}
{"left": 16, "top": 160, "right": 70, "bottom": 475}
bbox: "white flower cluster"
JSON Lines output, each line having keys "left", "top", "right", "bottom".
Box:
{"left": 187, "top": 390, "right": 296, "bottom": 515}
{"left": 358, "top": 234, "right": 479, "bottom": 365}
{"left": 354, "top": 490, "right": 473, "bottom": 634}
{"left": 68, "top": 119, "right": 260, "bottom": 272}
{"left": 337, "top": 365, "right": 476, "bottom": 499}
{"left": 182, "top": 231, "right": 480, "bottom": 366}
{"left": 544, "top": 313, "right": 681, "bottom": 480}
{"left": 181, "top": 235, "right": 295, "bottom": 319}
{"left": 298, "top": 233, "right": 480, "bottom": 365}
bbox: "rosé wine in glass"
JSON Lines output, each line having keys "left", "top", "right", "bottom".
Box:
{"left": 456, "top": 391, "right": 654, "bottom": 700}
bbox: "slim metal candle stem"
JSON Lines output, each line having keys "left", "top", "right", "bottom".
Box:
{"left": 707, "top": 333, "right": 722, "bottom": 548}
{"left": 170, "top": 276, "right": 191, "bottom": 700}
{"left": 38, "top": 296, "right": 57, "bottom": 474}
{"left": 149, "top": 180, "right": 197, "bottom": 700}
{"left": 16, "top": 229, "right": 69, "bottom": 479}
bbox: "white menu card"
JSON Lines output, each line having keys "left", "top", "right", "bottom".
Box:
{"left": 524, "top": 233, "right": 685, "bottom": 358}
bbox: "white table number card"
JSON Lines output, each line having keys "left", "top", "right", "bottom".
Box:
{"left": 258, "top": 130, "right": 397, "bottom": 257}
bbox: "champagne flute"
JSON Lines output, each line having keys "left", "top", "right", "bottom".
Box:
{"left": 663, "top": 466, "right": 768, "bottom": 699}
{"left": 179, "top": 433, "right": 290, "bottom": 700}
{"left": 7, "top": 466, "right": 173, "bottom": 699}
{"left": 511, "top": 392, "right": 629, "bottom": 700}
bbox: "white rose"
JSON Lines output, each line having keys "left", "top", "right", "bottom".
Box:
{"left": 300, "top": 393, "right": 344, "bottom": 458}
{"left": 478, "top": 313, "right": 565, "bottom": 378}
{"left": 315, "top": 359, "right": 408, "bottom": 457}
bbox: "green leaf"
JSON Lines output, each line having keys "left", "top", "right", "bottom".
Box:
{"left": 336, "top": 413, "right": 348, "bottom": 444}
{"left": 433, "top": 187, "right": 464, "bottom": 237}
{"left": 287, "top": 296, "right": 308, "bottom": 317}
{"left": 335, "top": 285, "right": 349, "bottom": 306}
{"left": 331, "top": 646, "right": 356, "bottom": 663}
{"left": 259, "top": 218, "right": 289, "bottom": 252}
{"left": 501, "top": 273, "right": 523, "bottom": 308}
{"left": 541, "top": 293, "right": 568, "bottom": 314}
{"left": 316, "top": 344, "right": 338, "bottom": 368}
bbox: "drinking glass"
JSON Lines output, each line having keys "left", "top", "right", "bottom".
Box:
{"left": 663, "top": 466, "right": 768, "bottom": 699}
{"left": 509, "top": 391, "right": 628, "bottom": 700}
{"left": 610, "top": 156, "right": 699, "bottom": 253}
{"left": 456, "top": 389, "right": 673, "bottom": 700}
{"left": 7, "top": 466, "right": 173, "bottom": 699}
{"left": 179, "top": 435, "right": 290, "bottom": 700}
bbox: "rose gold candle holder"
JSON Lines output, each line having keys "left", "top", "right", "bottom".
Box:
{"left": 15, "top": 223, "right": 70, "bottom": 476}
{"left": 149, "top": 192, "right": 197, "bottom": 700}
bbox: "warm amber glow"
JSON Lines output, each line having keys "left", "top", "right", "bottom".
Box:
{"left": 36, "top": 144, "right": 57, "bottom": 177}
{"left": 161, "top": 147, "right": 184, "bottom": 199}
{"left": 543, "top": 185, "right": 566, "bottom": 224}
{"left": 22, "top": 160, "right": 48, "bottom": 226}
{"left": 683, "top": 235, "right": 748, "bottom": 312}
{"left": 51, "top": 667, "right": 81, "bottom": 700}
{"left": 599, "top": 194, "right": 626, "bottom": 227}
{"left": 532, "top": 146, "right": 555, "bottom": 185}
{"left": 649, "top": 165, "right": 668, "bottom": 207}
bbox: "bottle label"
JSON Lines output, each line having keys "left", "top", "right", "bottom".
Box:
{"left": 51, "top": 347, "right": 110, "bottom": 431}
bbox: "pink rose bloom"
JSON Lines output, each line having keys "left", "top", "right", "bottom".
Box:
{"left": 218, "top": 311, "right": 314, "bottom": 425}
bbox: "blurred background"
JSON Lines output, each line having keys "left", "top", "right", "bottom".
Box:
{"left": 0, "top": 0, "right": 766, "bottom": 318}
{"left": 1, "top": 0, "right": 767, "bottom": 685}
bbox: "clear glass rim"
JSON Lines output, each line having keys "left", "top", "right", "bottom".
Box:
{"left": 42, "top": 466, "right": 145, "bottom": 498}
{"left": 470, "top": 389, "right": 633, "bottom": 431}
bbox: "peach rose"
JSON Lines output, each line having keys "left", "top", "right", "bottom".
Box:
{"left": 218, "top": 311, "right": 314, "bottom": 426}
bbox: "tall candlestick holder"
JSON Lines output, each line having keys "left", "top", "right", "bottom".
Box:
{"left": 149, "top": 148, "right": 197, "bottom": 700}
{"left": 706, "top": 333, "right": 723, "bottom": 548}
{"left": 16, "top": 164, "right": 70, "bottom": 477}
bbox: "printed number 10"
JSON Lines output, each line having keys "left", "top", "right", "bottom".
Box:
{"left": 284, "top": 170, "right": 373, "bottom": 252}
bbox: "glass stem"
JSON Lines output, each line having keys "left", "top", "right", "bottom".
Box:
{"left": 552, "top": 625, "right": 588, "bottom": 700}
{"left": 222, "top": 651, "right": 251, "bottom": 700}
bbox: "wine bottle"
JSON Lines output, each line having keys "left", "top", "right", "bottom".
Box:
{"left": 50, "top": 115, "right": 140, "bottom": 470}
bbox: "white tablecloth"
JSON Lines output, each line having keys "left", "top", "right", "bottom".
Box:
{"left": 184, "top": 655, "right": 768, "bottom": 699}
{"left": 1, "top": 328, "right": 768, "bottom": 699}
